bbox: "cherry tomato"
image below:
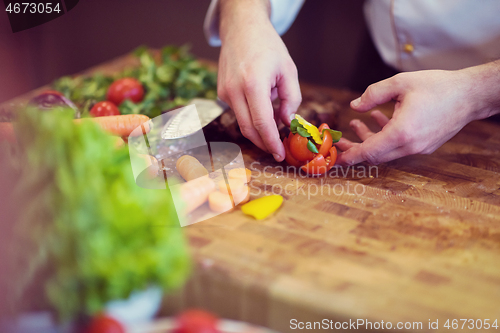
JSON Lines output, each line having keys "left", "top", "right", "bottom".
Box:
{"left": 317, "top": 129, "right": 333, "bottom": 157}
{"left": 288, "top": 132, "right": 315, "bottom": 162}
{"left": 107, "top": 78, "right": 144, "bottom": 106}
{"left": 318, "top": 123, "right": 330, "bottom": 133}
{"left": 301, "top": 154, "right": 329, "bottom": 175}
{"left": 174, "top": 309, "right": 219, "bottom": 333}
{"left": 328, "top": 146, "right": 338, "bottom": 167}
{"left": 90, "top": 101, "right": 121, "bottom": 117}
{"left": 85, "top": 315, "right": 124, "bottom": 333}
{"left": 283, "top": 137, "right": 303, "bottom": 167}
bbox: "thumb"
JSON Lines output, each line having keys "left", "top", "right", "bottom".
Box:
{"left": 350, "top": 75, "right": 403, "bottom": 112}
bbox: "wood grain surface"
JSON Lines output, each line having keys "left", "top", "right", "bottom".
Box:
{"left": 3, "top": 54, "right": 499, "bottom": 333}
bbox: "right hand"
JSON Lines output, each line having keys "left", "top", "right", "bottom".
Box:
{"left": 217, "top": 0, "right": 302, "bottom": 162}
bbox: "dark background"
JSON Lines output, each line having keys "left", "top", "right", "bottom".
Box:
{"left": 0, "top": 0, "right": 394, "bottom": 103}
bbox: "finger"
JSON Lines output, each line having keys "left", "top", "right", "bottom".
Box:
{"left": 350, "top": 75, "right": 403, "bottom": 112}
{"left": 277, "top": 65, "right": 302, "bottom": 126}
{"left": 228, "top": 89, "right": 269, "bottom": 153}
{"left": 335, "top": 137, "right": 356, "bottom": 151}
{"left": 336, "top": 122, "right": 402, "bottom": 165}
{"left": 370, "top": 110, "right": 390, "bottom": 128}
{"left": 350, "top": 119, "right": 374, "bottom": 141}
{"left": 244, "top": 81, "right": 286, "bottom": 161}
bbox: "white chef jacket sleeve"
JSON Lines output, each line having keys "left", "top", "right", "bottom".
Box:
{"left": 204, "top": 0, "right": 305, "bottom": 47}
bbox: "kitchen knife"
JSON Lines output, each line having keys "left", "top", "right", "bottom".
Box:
{"left": 161, "top": 98, "right": 228, "bottom": 140}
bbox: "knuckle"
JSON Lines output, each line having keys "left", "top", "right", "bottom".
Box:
{"left": 217, "top": 86, "right": 227, "bottom": 102}
{"left": 252, "top": 118, "right": 268, "bottom": 132}
{"left": 361, "top": 147, "right": 380, "bottom": 165}
{"left": 223, "top": 83, "right": 236, "bottom": 99}
{"left": 394, "top": 128, "right": 414, "bottom": 146}
{"left": 392, "top": 72, "right": 410, "bottom": 89}
{"left": 239, "top": 125, "right": 254, "bottom": 139}
{"left": 242, "top": 77, "right": 258, "bottom": 93}
{"left": 364, "top": 84, "right": 376, "bottom": 100}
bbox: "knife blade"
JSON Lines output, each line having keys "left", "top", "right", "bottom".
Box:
{"left": 161, "top": 98, "right": 228, "bottom": 140}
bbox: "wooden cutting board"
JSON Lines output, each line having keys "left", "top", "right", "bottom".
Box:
{"left": 3, "top": 54, "right": 499, "bottom": 333}
{"left": 164, "top": 89, "right": 500, "bottom": 332}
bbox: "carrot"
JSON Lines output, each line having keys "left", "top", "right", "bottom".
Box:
{"left": 114, "top": 137, "right": 126, "bottom": 148}
{"left": 74, "top": 114, "right": 150, "bottom": 137}
{"left": 179, "top": 176, "right": 216, "bottom": 214}
{"left": 0, "top": 122, "right": 16, "bottom": 143}
{"left": 208, "top": 191, "right": 234, "bottom": 213}
{"left": 209, "top": 186, "right": 250, "bottom": 213}
{"left": 228, "top": 168, "right": 252, "bottom": 183}
{"left": 217, "top": 178, "right": 245, "bottom": 195}
{"left": 232, "top": 185, "right": 250, "bottom": 205}
{"left": 176, "top": 155, "right": 209, "bottom": 181}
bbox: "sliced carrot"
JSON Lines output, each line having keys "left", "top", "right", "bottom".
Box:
{"left": 179, "top": 176, "right": 216, "bottom": 214}
{"left": 228, "top": 168, "right": 252, "bottom": 183}
{"left": 232, "top": 185, "right": 250, "bottom": 205}
{"left": 74, "top": 114, "right": 150, "bottom": 137}
{"left": 217, "top": 178, "right": 245, "bottom": 195}
{"left": 208, "top": 191, "right": 234, "bottom": 213}
{"left": 0, "top": 122, "right": 16, "bottom": 143}
{"left": 176, "top": 155, "right": 209, "bottom": 181}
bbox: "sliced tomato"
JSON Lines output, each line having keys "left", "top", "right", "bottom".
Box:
{"left": 283, "top": 137, "right": 303, "bottom": 167}
{"left": 317, "top": 129, "right": 333, "bottom": 157}
{"left": 318, "top": 123, "right": 330, "bottom": 133}
{"left": 288, "top": 132, "right": 315, "bottom": 162}
{"left": 301, "top": 154, "right": 329, "bottom": 175}
{"left": 328, "top": 146, "right": 338, "bottom": 168}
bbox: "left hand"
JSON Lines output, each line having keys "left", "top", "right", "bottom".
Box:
{"left": 335, "top": 68, "right": 497, "bottom": 166}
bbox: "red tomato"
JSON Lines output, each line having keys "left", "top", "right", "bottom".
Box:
{"left": 85, "top": 315, "right": 124, "bottom": 333}
{"left": 301, "top": 154, "right": 329, "bottom": 175}
{"left": 288, "top": 132, "right": 315, "bottom": 162}
{"left": 90, "top": 101, "right": 121, "bottom": 117}
{"left": 317, "top": 129, "right": 333, "bottom": 157}
{"left": 318, "top": 123, "right": 330, "bottom": 133}
{"left": 283, "top": 137, "right": 303, "bottom": 167}
{"left": 174, "top": 309, "right": 219, "bottom": 333}
{"left": 328, "top": 146, "right": 338, "bottom": 167}
{"left": 107, "top": 78, "right": 144, "bottom": 106}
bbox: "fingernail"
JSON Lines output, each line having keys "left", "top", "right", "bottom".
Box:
{"left": 273, "top": 153, "right": 281, "bottom": 161}
{"left": 351, "top": 97, "right": 361, "bottom": 107}
{"left": 289, "top": 113, "right": 296, "bottom": 121}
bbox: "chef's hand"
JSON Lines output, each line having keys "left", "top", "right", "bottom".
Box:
{"left": 336, "top": 62, "right": 500, "bottom": 165}
{"left": 217, "top": 0, "right": 301, "bottom": 162}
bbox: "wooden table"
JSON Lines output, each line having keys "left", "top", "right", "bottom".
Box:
{"left": 3, "top": 54, "right": 500, "bottom": 333}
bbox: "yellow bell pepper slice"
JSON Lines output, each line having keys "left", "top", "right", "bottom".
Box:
{"left": 295, "top": 114, "right": 322, "bottom": 144}
{"left": 241, "top": 195, "right": 283, "bottom": 220}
